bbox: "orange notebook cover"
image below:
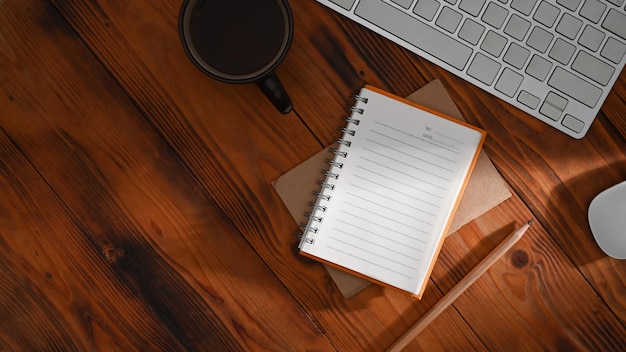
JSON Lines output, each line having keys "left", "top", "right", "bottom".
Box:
{"left": 273, "top": 80, "right": 511, "bottom": 298}
{"left": 295, "top": 84, "right": 486, "bottom": 298}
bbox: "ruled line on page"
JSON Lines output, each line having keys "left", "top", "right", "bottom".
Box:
{"left": 330, "top": 228, "right": 422, "bottom": 263}
{"left": 372, "top": 121, "right": 463, "bottom": 154}
{"left": 357, "top": 160, "right": 448, "bottom": 191}
{"left": 326, "top": 245, "right": 416, "bottom": 279}
{"left": 368, "top": 130, "right": 460, "bottom": 163}
{"left": 347, "top": 184, "right": 439, "bottom": 217}
{"left": 351, "top": 173, "right": 444, "bottom": 202}
{"left": 344, "top": 197, "right": 433, "bottom": 229}
{"left": 362, "top": 147, "right": 453, "bottom": 182}
{"left": 364, "top": 138, "right": 455, "bottom": 173}
{"left": 335, "top": 219, "right": 428, "bottom": 250}
{"left": 337, "top": 210, "right": 431, "bottom": 239}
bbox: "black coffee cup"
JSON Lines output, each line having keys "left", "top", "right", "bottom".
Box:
{"left": 179, "top": 0, "right": 294, "bottom": 114}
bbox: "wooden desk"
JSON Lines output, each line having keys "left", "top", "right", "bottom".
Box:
{"left": 1, "top": 0, "right": 624, "bottom": 350}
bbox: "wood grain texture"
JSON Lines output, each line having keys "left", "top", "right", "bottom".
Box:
{"left": 46, "top": 0, "right": 491, "bottom": 350}
{"left": 0, "top": 1, "right": 330, "bottom": 350}
{"left": 0, "top": 0, "right": 624, "bottom": 350}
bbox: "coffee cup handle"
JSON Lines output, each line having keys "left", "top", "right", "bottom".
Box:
{"left": 256, "top": 73, "right": 292, "bottom": 114}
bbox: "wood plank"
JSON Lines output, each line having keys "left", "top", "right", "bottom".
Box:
{"left": 44, "top": 0, "right": 626, "bottom": 350}
{"left": 0, "top": 130, "right": 186, "bottom": 351}
{"left": 47, "top": 0, "right": 490, "bottom": 350}
{"left": 0, "top": 1, "right": 331, "bottom": 350}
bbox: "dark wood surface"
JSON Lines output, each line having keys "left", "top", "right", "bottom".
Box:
{"left": 1, "top": 0, "right": 625, "bottom": 350}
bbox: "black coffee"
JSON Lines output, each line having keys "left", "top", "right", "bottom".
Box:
{"left": 188, "top": 0, "right": 286, "bottom": 77}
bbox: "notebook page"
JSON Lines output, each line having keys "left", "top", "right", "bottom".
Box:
{"left": 300, "top": 86, "right": 484, "bottom": 294}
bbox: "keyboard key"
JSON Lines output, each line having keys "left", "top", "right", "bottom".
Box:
{"left": 556, "top": 13, "right": 583, "bottom": 40}
{"left": 526, "top": 54, "right": 552, "bottom": 81}
{"left": 548, "top": 67, "right": 602, "bottom": 107}
{"left": 504, "top": 14, "right": 531, "bottom": 41}
{"left": 549, "top": 38, "right": 576, "bottom": 65}
{"left": 511, "top": 0, "right": 538, "bottom": 15}
{"left": 459, "top": 18, "right": 486, "bottom": 45}
{"left": 606, "top": 0, "right": 623, "bottom": 6}
{"left": 578, "top": 25, "right": 605, "bottom": 52}
{"left": 602, "top": 9, "right": 626, "bottom": 41}
{"left": 527, "top": 27, "right": 554, "bottom": 53}
{"left": 328, "top": 0, "right": 357, "bottom": 10}
{"left": 556, "top": 0, "right": 582, "bottom": 11}
{"left": 391, "top": 0, "right": 415, "bottom": 8}
{"left": 436, "top": 7, "right": 463, "bottom": 33}
{"left": 482, "top": 2, "right": 509, "bottom": 29}
{"left": 533, "top": 1, "right": 560, "bottom": 28}
{"left": 467, "top": 52, "right": 502, "bottom": 84}
{"left": 495, "top": 68, "right": 524, "bottom": 97}
{"left": 601, "top": 37, "right": 626, "bottom": 64}
{"left": 571, "top": 51, "right": 615, "bottom": 86}
{"left": 540, "top": 92, "right": 568, "bottom": 120}
{"left": 482, "top": 30, "right": 508, "bottom": 57}
{"left": 459, "top": 0, "right": 487, "bottom": 17}
{"left": 518, "top": 90, "right": 540, "bottom": 109}
{"left": 414, "top": 0, "right": 441, "bottom": 21}
{"left": 504, "top": 42, "right": 531, "bottom": 69}
{"left": 355, "top": 0, "right": 474, "bottom": 70}
{"left": 579, "top": 0, "right": 606, "bottom": 24}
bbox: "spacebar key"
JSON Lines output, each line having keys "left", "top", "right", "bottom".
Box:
{"left": 354, "top": 0, "right": 473, "bottom": 70}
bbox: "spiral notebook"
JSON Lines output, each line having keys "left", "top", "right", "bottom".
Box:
{"left": 298, "top": 85, "right": 486, "bottom": 298}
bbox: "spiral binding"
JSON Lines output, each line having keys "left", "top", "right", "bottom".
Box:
{"left": 345, "top": 117, "right": 360, "bottom": 125}
{"left": 298, "top": 91, "right": 369, "bottom": 248}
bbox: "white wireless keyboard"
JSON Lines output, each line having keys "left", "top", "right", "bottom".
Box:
{"left": 317, "top": 0, "right": 626, "bottom": 138}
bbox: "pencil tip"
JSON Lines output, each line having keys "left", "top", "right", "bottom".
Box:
{"left": 527, "top": 219, "right": 534, "bottom": 225}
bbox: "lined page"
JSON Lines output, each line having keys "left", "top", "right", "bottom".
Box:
{"left": 300, "top": 86, "right": 484, "bottom": 295}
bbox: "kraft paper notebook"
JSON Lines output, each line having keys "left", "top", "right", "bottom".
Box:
{"left": 273, "top": 80, "right": 511, "bottom": 298}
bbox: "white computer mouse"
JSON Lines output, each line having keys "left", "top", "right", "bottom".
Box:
{"left": 588, "top": 180, "right": 626, "bottom": 259}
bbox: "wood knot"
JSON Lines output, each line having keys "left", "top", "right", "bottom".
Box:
{"left": 104, "top": 246, "right": 126, "bottom": 263}
{"left": 511, "top": 249, "right": 529, "bottom": 268}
